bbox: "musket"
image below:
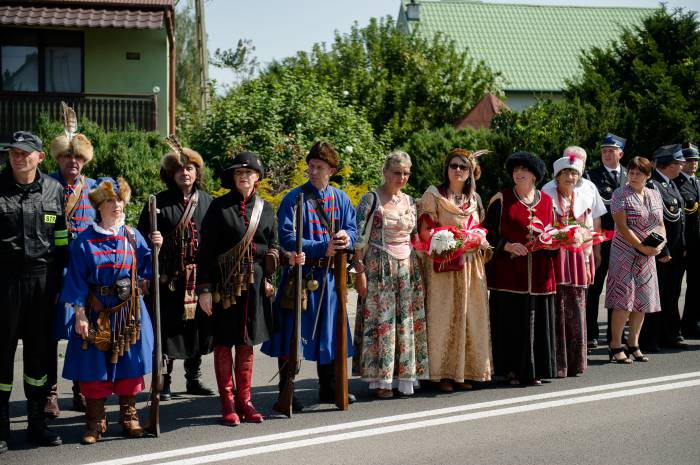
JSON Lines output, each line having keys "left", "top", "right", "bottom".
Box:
{"left": 273, "top": 192, "right": 304, "bottom": 417}
{"left": 333, "top": 219, "right": 349, "bottom": 410}
{"left": 145, "top": 195, "right": 164, "bottom": 436}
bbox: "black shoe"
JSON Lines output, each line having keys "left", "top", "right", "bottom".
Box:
{"left": 641, "top": 344, "right": 661, "bottom": 353}
{"left": 1, "top": 401, "right": 9, "bottom": 453}
{"left": 26, "top": 400, "right": 61, "bottom": 447}
{"left": 292, "top": 396, "right": 304, "bottom": 413}
{"left": 186, "top": 379, "right": 215, "bottom": 396}
{"left": 160, "top": 374, "right": 172, "bottom": 401}
{"left": 665, "top": 340, "right": 689, "bottom": 350}
{"left": 587, "top": 339, "right": 598, "bottom": 349}
{"left": 319, "top": 390, "right": 356, "bottom": 404}
{"left": 0, "top": 440, "right": 7, "bottom": 454}
{"left": 681, "top": 327, "right": 700, "bottom": 339}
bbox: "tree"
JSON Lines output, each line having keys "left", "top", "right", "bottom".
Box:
{"left": 266, "top": 16, "right": 500, "bottom": 148}
{"left": 191, "top": 70, "right": 386, "bottom": 198}
{"left": 564, "top": 7, "right": 700, "bottom": 156}
{"left": 212, "top": 39, "right": 260, "bottom": 87}
{"left": 174, "top": 1, "right": 202, "bottom": 132}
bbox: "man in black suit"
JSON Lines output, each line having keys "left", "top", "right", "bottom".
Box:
{"left": 584, "top": 134, "right": 628, "bottom": 348}
{"left": 675, "top": 143, "right": 700, "bottom": 338}
{"left": 641, "top": 144, "right": 687, "bottom": 351}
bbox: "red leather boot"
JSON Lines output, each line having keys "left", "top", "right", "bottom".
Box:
{"left": 213, "top": 345, "right": 239, "bottom": 426}
{"left": 234, "top": 345, "right": 263, "bottom": 423}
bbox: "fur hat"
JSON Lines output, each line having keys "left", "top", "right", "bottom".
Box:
{"left": 50, "top": 133, "right": 94, "bottom": 163}
{"left": 160, "top": 148, "right": 205, "bottom": 187}
{"left": 553, "top": 153, "right": 584, "bottom": 179}
{"left": 505, "top": 151, "right": 547, "bottom": 183}
{"left": 306, "top": 141, "right": 339, "bottom": 169}
{"left": 88, "top": 177, "right": 131, "bottom": 208}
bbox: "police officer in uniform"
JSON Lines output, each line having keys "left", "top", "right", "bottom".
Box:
{"left": 640, "top": 144, "right": 687, "bottom": 351}
{"left": 674, "top": 143, "right": 700, "bottom": 338}
{"left": 584, "top": 134, "right": 628, "bottom": 348}
{"left": 0, "top": 132, "right": 68, "bottom": 453}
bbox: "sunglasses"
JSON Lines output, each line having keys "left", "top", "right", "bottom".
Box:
{"left": 449, "top": 163, "right": 469, "bottom": 171}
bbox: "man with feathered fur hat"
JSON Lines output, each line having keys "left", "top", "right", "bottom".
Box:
{"left": 137, "top": 145, "right": 214, "bottom": 400}
{"left": 45, "top": 121, "right": 98, "bottom": 417}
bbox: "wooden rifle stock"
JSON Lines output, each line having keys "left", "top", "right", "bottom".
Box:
{"left": 145, "top": 195, "right": 163, "bottom": 436}
{"left": 334, "top": 225, "right": 349, "bottom": 410}
{"left": 274, "top": 193, "right": 304, "bottom": 418}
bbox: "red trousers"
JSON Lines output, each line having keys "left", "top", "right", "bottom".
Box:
{"left": 80, "top": 377, "right": 144, "bottom": 399}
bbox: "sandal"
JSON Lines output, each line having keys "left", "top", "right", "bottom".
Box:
{"left": 608, "top": 347, "right": 632, "bottom": 364}
{"left": 625, "top": 345, "right": 649, "bottom": 362}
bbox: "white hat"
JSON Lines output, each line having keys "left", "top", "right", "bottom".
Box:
{"left": 553, "top": 154, "right": 584, "bottom": 179}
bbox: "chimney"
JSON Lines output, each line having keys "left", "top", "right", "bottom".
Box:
{"left": 406, "top": 0, "right": 420, "bottom": 21}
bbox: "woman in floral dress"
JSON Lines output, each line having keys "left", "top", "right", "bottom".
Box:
{"left": 605, "top": 156, "right": 664, "bottom": 363}
{"left": 417, "top": 148, "right": 492, "bottom": 392}
{"left": 352, "top": 152, "right": 428, "bottom": 398}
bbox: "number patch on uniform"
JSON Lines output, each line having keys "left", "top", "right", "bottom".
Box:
{"left": 44, "top": 214, "right": 57, "bottom": 224}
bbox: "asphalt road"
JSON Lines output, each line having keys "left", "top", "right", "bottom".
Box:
{"left": 4, "top": 289, "right": 700, "bottom": 465}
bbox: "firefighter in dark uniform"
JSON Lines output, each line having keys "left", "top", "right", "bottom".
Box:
{"left": 0, "top": 132, "right": 68, "bottom": 453}
{"left": 675, "top": 143, "right": 700, "bottom": 338}
{"left": 640, "top": 144, "right": 687, "bottom": 352}
{"left": 584, "top": 134, "right": 628, "bottom": 348}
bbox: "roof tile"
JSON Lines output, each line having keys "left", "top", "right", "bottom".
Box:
{"left": 0, "top": 5, "right": 164, "bottom": 29}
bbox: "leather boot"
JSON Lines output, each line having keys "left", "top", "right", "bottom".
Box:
{"left": 160, "top": 374, "right": 172, "bottom": 401}
{"left": 118, "top": 396, "right": 143, "bottom": 438}
{"left": 234, "top": 345, "right": 263, "bottom": 423}
{"left": 81, "top": 398, "right": 107, "bottom": 445}
{"left": 274, "top": 358, "right": 303, "bottom": 414}
{"left": 72, "top": 382, "right": 87, "bottom": 412}
{"left": 44, "top": 384, "right": 60, "bottom": 419}
{"left": 26, "top": 399, "right": 62, "bottom": 446}
{"left": 317, "top": 362, "right": 356, "bottom": 404}
{"left": 214, "top": 346, "right": 239, "bottom": 426}
{"left": 1, "top": 400, "right": 9, "bottom": 454}
{"left": 185, "top": 356, "right": 215, "bottom": 396}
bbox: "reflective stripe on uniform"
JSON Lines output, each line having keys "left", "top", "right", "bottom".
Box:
{"left": 23, "top": 374, "right": 47, "bottom": 387}
{"left": 55, "top": 229, "right": 69, "bottom": 246}
{"left": 0, "top": 383, "right": 12, "bottom": 392}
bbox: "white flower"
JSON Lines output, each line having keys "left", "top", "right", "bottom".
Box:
{"left": 345, "top": 145, "right": 353, "bottom": 154}
{"left": 429, "top": 230, "right": 457, "bottom": 255}
{"left": 342, "top": 90, "right": 349, "bottom": 97}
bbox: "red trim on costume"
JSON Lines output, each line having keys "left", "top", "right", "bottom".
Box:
{"left": 89, "top": 235, "right": 126, "bottom": 243}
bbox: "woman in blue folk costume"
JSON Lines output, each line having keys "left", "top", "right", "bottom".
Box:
{"left": 61, "top": 178, "right": 161, "bottom": 445}
{"left": 262, "top": 141, "right": 357, "bottom": 411}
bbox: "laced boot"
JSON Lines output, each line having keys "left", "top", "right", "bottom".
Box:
{"left": 26, "top": 399, "right": 62, "bottom": 446}
{"left": 44, "top": 384, "right": 60, "bottom": 419}
{"left": 214, "top": 346, "right": 239, "bottom": 426}
{"left": 118, "top": 396, "right": 143, "bottom": 438}
{"left": 234, "top": 345, "right": 263, "bottom": 423}
{"left": 81, "top": 398, "right": 107, "bottom": 445}
{"left": 1, "top": 400, "right": 9, "bottom": 454}
{"left": 72, "top": 382, "right": 87, "bottom": 412}
{"left": 185, "top": 356, "right": 215, "bottom": 396}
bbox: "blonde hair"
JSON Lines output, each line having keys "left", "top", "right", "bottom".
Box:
{"left": 383, "top": 151, "right": 412, "bottom": 171}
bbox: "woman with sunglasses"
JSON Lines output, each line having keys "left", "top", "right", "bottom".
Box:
{"left": 352, "top": 152, "right": 428, "bottom": 398}
{"left": 417, "top": 149, "right": 493, "bottom": 393}
{"left": 484, "top": 152, "right": 557, "bottom": 386}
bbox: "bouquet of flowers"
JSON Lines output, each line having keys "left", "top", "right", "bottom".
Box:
{"left": 413, "top": 217, "right": 488, "bottom": 272}
{"left": 526, "top": 218, "right": 613, "bottom": 252}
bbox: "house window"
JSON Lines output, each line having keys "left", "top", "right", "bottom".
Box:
{"left": 0, "top": 28, "right": 83, "bottom": 93}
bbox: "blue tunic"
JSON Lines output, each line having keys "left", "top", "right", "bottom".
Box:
{"left": 49, "top": 172, "right": 98, "bottom": 339}
{"left": 61, "top": 224, "right": 154, "bottom": 382}
{"left": 261, "top": 183, "right": 357, "bottom": 364}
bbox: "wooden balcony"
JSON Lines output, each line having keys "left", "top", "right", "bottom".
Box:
{"left": 0, "top": 92, "right": 157, "bottom": 141}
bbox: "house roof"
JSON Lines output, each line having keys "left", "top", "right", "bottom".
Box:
{"left": 0, "top": 5, "right": 165, "bottom": 29}
{"left": 8, "top": 0, "right": 173, "bottom": 8}
{"left": 400, "top": 0, "right": 654, "bottom": 92}
{"left": 454, "top": 92, "right": 507, "bottom": 130}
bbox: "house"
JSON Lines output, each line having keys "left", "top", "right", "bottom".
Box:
{"left": 397, "top": 0, "right": 654, "bottom": 111}
{"left": 454, "top": 92, "right": 506, "bottom": 130}
{"left": 0, "top": 0, "right": 175, "bottom": 143}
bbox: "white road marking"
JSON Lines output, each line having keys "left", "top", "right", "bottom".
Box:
{"left": 85, "top": 371, "right": 700, "bottom": 465}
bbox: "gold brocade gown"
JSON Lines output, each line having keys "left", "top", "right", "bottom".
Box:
{"left": 418, "top": 186, "right": 493, "bottom": 382}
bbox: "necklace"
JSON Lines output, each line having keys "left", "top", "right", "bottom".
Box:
{"left": 557, "top": 189, "right": 575, "bottom": 222}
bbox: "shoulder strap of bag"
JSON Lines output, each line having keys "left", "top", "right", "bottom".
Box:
{"left": 65, "top": 175, "right": 84, "bottom": 222}
{"left": 220, "top": 195, "right": 264, "bottom": 261}
{"left": 302, "top": 184, "right": 334, "bottom": 235}
{"left": 361, "top": 191, "right": 379, "bottom": 237}
{"left": 174, "top": 189, "right": 200, "bottom": 232}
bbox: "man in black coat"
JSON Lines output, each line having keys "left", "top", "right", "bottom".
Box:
{"left": 640, "top": 144, "right": 687, "bottom": 351}
{"left": 674, "top": 143, "right": 700, "bottom": 338}
{"left": 584, "top": 134, "right": 628, "bottom": 348}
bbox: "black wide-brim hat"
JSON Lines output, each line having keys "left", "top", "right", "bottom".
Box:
{"left": 221, "top": 151, "right": 265, "bottom": 189}
{"left": 505, "top": 151, "right": 546, "bottom": 183}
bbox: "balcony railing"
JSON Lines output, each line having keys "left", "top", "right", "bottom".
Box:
{"left": 0, "top": 92, "right": 157, "bottom": 141}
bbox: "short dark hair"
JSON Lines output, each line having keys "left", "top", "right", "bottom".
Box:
{"left": 627, "top": 156, "right": 653, "bottom": 176}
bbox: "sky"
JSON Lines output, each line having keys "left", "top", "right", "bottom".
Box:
{"left": 202, "top": 0, "right": 700, "bottom": 87}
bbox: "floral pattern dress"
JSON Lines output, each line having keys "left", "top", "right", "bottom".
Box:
{"left": 352, "top": 191, "right": 428, "bottom": 394}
